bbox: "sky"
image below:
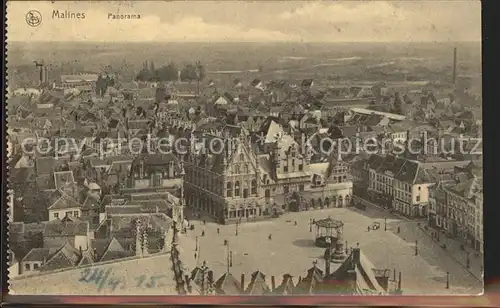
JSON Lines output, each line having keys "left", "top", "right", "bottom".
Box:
{"left": 7, "top": 1, "right": 482, "bottom": 43}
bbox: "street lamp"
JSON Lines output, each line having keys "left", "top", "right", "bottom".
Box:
{"left": 384, "top": 217, "right": 387, "bottom": 231}
{"left": 195, "top": 236, "right": 198, "bottom": 251}
{"left": 309, "top": 219, "right": 312, "bottom": 232}
{"left": 446, "top": 271, "right": 450, "bottom": 289}
{"left": 235, "top": 221, "right": 239, "bottom": 236}
{"left": 415, "top": 240, "right": 418, "bottom": 256}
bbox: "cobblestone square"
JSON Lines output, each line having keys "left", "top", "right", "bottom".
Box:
{"left": 179, "top": 206, "right": 482, "bottom": 295}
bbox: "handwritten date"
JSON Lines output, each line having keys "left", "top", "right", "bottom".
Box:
{"left": 79, "top": 268, "right": 168, "bottom": 292}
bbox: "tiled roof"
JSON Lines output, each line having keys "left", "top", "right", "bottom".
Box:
{"left": 35, "top": 157, "right": 71, "bottom": 176}
{"left": 274, "top": 274, "right": 295, "bottom": 294}
{"left": 322, "top": 248, "right": 387, "bottom": 295}
{"left": 215, "top": 272, "right": 242, "bottom": 295}
{"left": 106, "top": 205, "right": 143, "bottom": 215}
{"left": 22, "top": 247, "right": 55, "bottom": 262}
{"left": 48, "top": 193, "right": 82, "bottom": 211}
{"left": 54, "top": 171, "right": 75, "bottom": 190}
{"left": 447, "top": 176, "right": 483, "bottom": 200}
{"left": 42, "top": 242, "right": 82, "bottom": 270}
{"left": 43, "top": 218, "right": 89, "bottom": 237}
{"left": 369, "top": 154, "right": 430, "bottom": 185}
{"left": 82, "top": 194, "right": 100, "bottom": 209}
{"left": 245, "top": 271, "right": 270, "bottom": 295}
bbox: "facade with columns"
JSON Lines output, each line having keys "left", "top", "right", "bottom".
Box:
{"left": 184, "top": 125, "right": 353, "bottom": 224}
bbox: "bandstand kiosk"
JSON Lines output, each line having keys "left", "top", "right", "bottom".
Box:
{"left": 314, "top": 216, "right": 347, "bottom": 263}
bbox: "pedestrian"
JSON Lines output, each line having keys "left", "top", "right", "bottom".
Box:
{"left": 194, "top": 252, "right": 197, "bottom": 259}
{"left": 294, "top": 221, "right": 297, "bottom": 226}
{"left": 201, "top": 230, "right": 205, "bottom": 237}
{"left": 367, "top": 226, "right": 370, "bottom": 232}
{"left": 268, "top": 234, "right": 272, "bottom": 240}
{"left": 224, "top": 239, "right": 228, "bottom": 246}
{"left": 397, "top": 226, "right": 400, "bottom": 233}
{"left": 217, "top": 228, "right": 220, "bottom": 234}
{"left": 203, "top": 219, "right": 206, "bottom": 225}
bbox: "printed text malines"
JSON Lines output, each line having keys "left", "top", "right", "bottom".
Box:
{"left": 52, "top": 10, "right": 86, "bottom": 19}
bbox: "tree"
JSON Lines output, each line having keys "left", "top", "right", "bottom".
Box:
{"left": 156, "top": 63, "right": 178, "bottom": 81}
{"left": 392, "top": 92, "right": 404, "bottom": 115}
{"left": 180, "top": 62, "right": 205, "bottom": 82}
{"left": 195, "top": 61, "right": 206, "bottom": 81}
{"left": 180, "top": 64, "right": 197, "bottom": 82}
{"left": 136, "top": 67, "right": 154, "bottom": 82}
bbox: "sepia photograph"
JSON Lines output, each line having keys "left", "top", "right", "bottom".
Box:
{"left": 6, "top": 0, "right": 483, "bottom": 298}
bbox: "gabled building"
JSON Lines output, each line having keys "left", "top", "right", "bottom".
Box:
{"left": 130, "top": 153, "right": 184, "bottom": 190}
{"left": 47, "top": 192, "right": 84, "bottom": 221}
{"left": 442, "top": 163, "right": 483, "bottom": 252}
{"left": 367, "top": 154, "right": 432, "bottom": 218}
{"left": 43, "top": 216, "right": 91, "bottom": 251}
{"left": 185, "top": 122, "right": 353, "bottom": 224}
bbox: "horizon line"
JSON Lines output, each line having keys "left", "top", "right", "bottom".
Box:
{"left": 8, "top": 40, "right": 482, "bottom": 44}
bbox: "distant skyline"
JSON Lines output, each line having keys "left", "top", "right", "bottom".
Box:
{"left": 8, "top": 1, "right": 481, "bottom": 43}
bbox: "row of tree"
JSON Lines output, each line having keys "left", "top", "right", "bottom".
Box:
{"left": 136, "top": 61, "right": 206, "bottom": 82}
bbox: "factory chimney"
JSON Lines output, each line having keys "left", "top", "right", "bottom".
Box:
{"left": 452, "top": 47, "right": 457, "bottom": 86}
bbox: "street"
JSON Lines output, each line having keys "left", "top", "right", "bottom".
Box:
{"left": 178, "top": 205, "right": 482, "bottom": 295}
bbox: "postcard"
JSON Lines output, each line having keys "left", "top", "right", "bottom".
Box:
{"left": 6, "top": 0, "right": 483, "bottom": 298}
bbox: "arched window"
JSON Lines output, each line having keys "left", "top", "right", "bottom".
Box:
{"left": 226, "top": 182, "right": 233, "bottom": 197}
{"left": 251, "top": 180, "right": 257, "bottom": 194}
{"left": 240, "top": 153, "right": 244, "bottom": 161}
{"left": 235, "top": 164, "right": 240, "bottom": 174}
{"left": 244, "top": 164, "right": 249, "bottom": 174}
{"left": 235, "top": 181, "right": 240, "bottom": 197}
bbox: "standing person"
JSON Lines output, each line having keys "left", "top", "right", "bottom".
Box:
{"left": 268, "top": 234, "right": 272, "bottom": 240}
{"left": 217, "top": 228, "right": 220, "bottom": 234}
{"left": 294, "top": 221, "right": 297, "bottom": 226}
{"left": 201, "top": 230, "right": 205, "bottom": 237}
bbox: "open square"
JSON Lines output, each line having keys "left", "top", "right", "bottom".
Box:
{"left": 180, "top": 205, "right": 482, "bottom": 295}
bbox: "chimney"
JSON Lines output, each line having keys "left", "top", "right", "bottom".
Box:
{"left": 271, "top": 276, "right": 276, "bottom": 292}
{"left": 208, "top": 270, "right": 214, "bottom": 285}
{"left": 184, "top": 274, "right": 192, "bottom": 293}
{"left": 240, "top": 274, "right": 245, "bottom": 290}
{"left": 452, "top": 47, "right": 457, "bottom": 86}
{"left": 398, "top": 271, "right": 402, "bottom": 290}
{"left": 352, "top": 248, "right": 361, "bottom": 267}
{"left": 325, "top": 248, "right": 331, "bottom": 276}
